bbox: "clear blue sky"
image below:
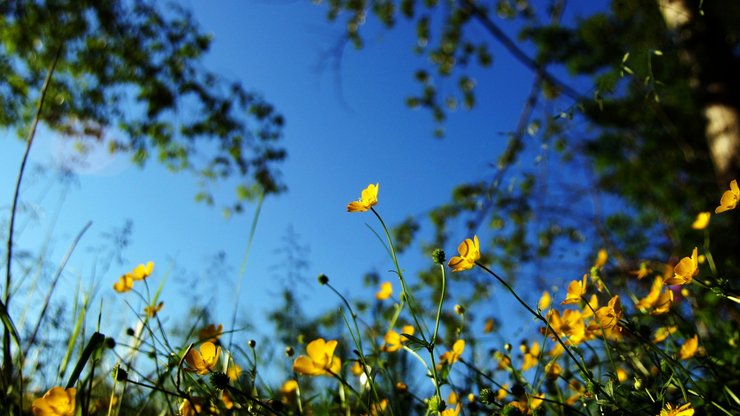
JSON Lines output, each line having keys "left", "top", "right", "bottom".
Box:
{"left": 0, "top": 0, "right": 607, "bottom": 367}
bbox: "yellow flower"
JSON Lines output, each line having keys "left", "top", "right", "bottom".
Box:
{"left": 562, "top": 274, "right": 587, "bottom": 305}
{"left": 293, "top": 338, "right": 342, "bottom": 376}
{"left": 520, "top": 341, "right": 540, "bottom": 371}
{"left": 144, "top": 301, "right": 164, "bottom": 317}
{"left": 447, "top": 391, "right": 459, "bottom": 405}
{"left": 594, "top": 248, "right": 608, "bottom": 268}
{"left": 691, "top": 212, "right": 711, "bottom": 229}
{"left": 440, "top": 403, "right": 461, "bottom": 416}
{"left": 222, "top": 390, "right": 234, "bottom": 409}
{"left": 636, "top": 277, "right": 673, "bottom": 314}
{"left": 659, "top": 402, "right": 694, "bottom": 416}
{"left": 545, "top": 361, "right": 562, "bottom": 379}
{"left": 198, "top": 323, "right": 223, "bottom": 343}
{"left": 113, "top": 274, "right": 133, "bottom": 293}
{"left": 185, "top": 342, "right": 221, "bottom": 375}
{"left": 546, "top": 308, "right": 586, "bottom": 345}
{"left": 382, "top": 325, "right": 414, "bottom": 352}
{"left": 439, "top": 339, "right": 465, "bottom": 366}
{"left": 130, "top": 261, "right": 154, "bottom": 280}
{"left": 32, "top": 387, "right": 76, "bottom": 416}
{"left": 370, "top": 399, "right": 389, "bottom": 416}
{"left": 678, "top": 335, "right": 698, "bottom": 360}
{"left": 630, "top": 262, "right": 651, "bottom": 280}
{"left": 497, "top": 384, "right": 509, "bottom": 401}
{"left": 616, "top": 368, "right": 628, "bottom": 383}
{"left": 179, "top": 398, "right": 206, "bottom": 416}
{"left": 715, "top": 179, "right": 739, "bottom": 214}
{"left": 347, "top": 183, "right": 379, "bottom": 212}
{"left": 538, "top": 290, "right": 551, "bottom": 310}
{"left": 653, "top": 326, "right": 678, "bottom": 343}
{"left": 375, "top": 281, "right": 392, "bottom": 300}
{"left": 665, "top": 247, "right": 698, "bottom": 285}
{"left": 448, "top": 235, "right": 480, "bottom": 272}
{"left": 280, "top": 379, "right": 299, "bottom": 395}
{"left": 588, "top": 295, "right": 623, "bottom": 331}
{"left": 227, "top": 362, "right": 242, "bottom": 381}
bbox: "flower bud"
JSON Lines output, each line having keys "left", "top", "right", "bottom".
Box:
{"left": 318, "top": 274, "right": 329, "bottom": 285}
{"left": 432, "top": 249, "right": 446, "bottom": 264}
{"left": 248, "top": 339, "right": 256, "bottom": 349}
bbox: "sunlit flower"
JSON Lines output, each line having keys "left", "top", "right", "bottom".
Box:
{"left": 447, "top": 391, "right": 459, "bottom": 405}
{"left": 199, "top": 324, "right": 223, "bottom": 343}
{"left": 370, "top": 399, "right": 389, "bottom": 416}
{"left": 130, "top": 261, "right": 154, "bottom": 280}
{"left": 495, "top": 351, "right": 512, "bottom": 370}
{"left": 113, "top": 274, "right": 134, "bottom": 293}
{"left": 545, "top": 308, "right": 586, "bottom": 345}
{"left": 375, "top": 281, "right": 392, "bottom": 300}
{"left": 581, "top": 294, "right": 599, "bottom": 319}
{"left": 588, "top": 295, "right": 623, "bottom": 331}
{"left": 439, "top": 339, "right": 465, "bottom": 366}
{"left": 179, "top": 398, "right": 208, "bottom": 416}
{"left": 715, "top": 179, "right": 739, "bottom": 214}
{"left": 594, "top": 248, "right": 608, "bottom": 268}
{"left": 653, "top": 325, "right": 678, "bottom": 343}
{"left": 293, "top": 338, "right": 342, "bottom": 376}
{"left": 659, "top": 402, "right": 694, "bottom": 416}
{"left": 347, "top": 183, "right": 379, "bottom": 212}
{"left": 545, "top": 361, "right": 562, "bottom": 379}
{"left": 185, "top": 342, "right": 221, "bottom": 375}
{"left": 222, "top": 390, "right": 234, "bottom": 410}
{"left": 382, "top": 325, "right": 415, "bottom": 352}
{"left": 538, "top": 290, "right": 551, "bottom": 310}
{"left": 32, "top": 387, "right": 76, "bottom": 416}
{"left": 630, "top": 262, "right": 651, "bottom": 280}
{"left": 497, "top": 384, "right": 509, "bottom": 401}
{"left": 280, "top": 379, "right": 298, "bottom": 395}
{"left": 448, "top": 235, "right": 480, "bottom": 272}
{"left": 665, "top": 247, "right": 698, "bottom": 285}
{"left": 520, "top": 341, "right": 540, "bottom": 371}
{"left": 636, "top": 277, "right": 672, "bottom": 314}
{"left": 691, "top": 212, "right": 711, "bottom": 229}
{"left": 144, "top": 301, "right": 164, "bottom": 317}
{"left": 227, "top": 361, "right": 242, "bottom": 381}
{"left": 562, "top": 274, "right": 587, "bottom": 305}
{"left": 351, "top": 361, "right": 364, "bottom": 376}
{"left": 616, "top": 368, "right": 628, "bottom": 383}
{"left": 440, "top": 403, "right": 461, "bottom": 416}
{"left": 678, "top": 335, "right": 698, "bottom": 360}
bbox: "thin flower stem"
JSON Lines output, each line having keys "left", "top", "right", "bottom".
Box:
{"left": 370, "top": 208, "right": 428, "bottom": 342}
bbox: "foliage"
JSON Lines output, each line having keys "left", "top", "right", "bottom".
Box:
{"left": 0, "top": 0, "right": 286, "bottom": 210}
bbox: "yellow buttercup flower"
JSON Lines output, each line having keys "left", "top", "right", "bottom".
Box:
{"left": 113, "top": 274, "right": 134, "bottom": 293}
{"left": 185, "top": 342, "right": 221, "bottom": 375}
{"left": 653, "top": 325, "right": 678, "bottom": 343}
{"left": 588, "top": 295, "right": 623, "bottom": 331}
{"left": 691, "top": 212, "right": 711, "bottom": 229}
{"left": 678, "top": 335, "right": 698, "bottom": 360}
{"left": 546, "top": 308, "right": 586, "bottom": 345}
{"left": 293, "top": 338, "right": 342, "bottom": 376}
{"left": 375, "top": 281, "right": 392, "bottom": 300}
{"left": 440, "top": 403, "right": 461, "bottom": 416}
{"left": 538, "top": 290, "right": 551, "bottom": 310}
{"left": 280, "top": 379, "right": 299, "bottom": 395}
{"left": 130, "top": 261, "right": 154, "bottom": 280}
{"left": 227, "top": 361, "right": 242, "bottom": 381}
{"left": 659, "top": 402, "right": 694, "bottom": 416}
{"left": 144, "top": 301, "right": 164, "bottom": 317}
{"left": 664, "top": 247, "right": 698, "bottom": 285}
{"left": 448, "top": 235, "right": 480, "bottom": 272}
{"left": 370, "top": 399, "right": 389, "bottom": 416}
{"left": 199, "top": 323, "right": 223, "bottom": 343}
{"left": 616, "top": 367, "right": 628, "bottom": 383}
{"left": 545, "top": 361, "right": 562, "bottom": 379}
{"left": 32, "top": 387, "right": 76, "bottom": 416}
{"left": 594, "top": 248, "right": 608, "bottom": 268}
{"left": 382, "top": 325, "right": 415, "bottom": 352}
{"left": 520, "top": 341, "right": 541, "bottom": 371}
{"left": 562, "top": 274, "right": 587, "bottom": 305}
{"left": 439, "top": 339, "right": 465, "bottom": 366}
{"left": 346, "top": 183, "right": 379, "bottom": 212}
{"left": 714, "top": 179, "right": 739, "bottom": 214}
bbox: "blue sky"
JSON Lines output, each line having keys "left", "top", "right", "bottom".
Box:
{"left": 0, "top": 0, "right": 608, "bottom": 365}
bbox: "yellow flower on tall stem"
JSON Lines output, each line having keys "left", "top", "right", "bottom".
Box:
{"left": 130, "top": 261, "right": 154, "bottom": 280}
{"left": 438, "top": 339, "right": 465, "bottom": 366}
{"left": 664, "top": 247, "right": 698, "bottom": 285}
{"left": 562, "top": 274, "right": 587, "bottom": 305}
{"left": 659, "top": 402, "right": 694, "bottom": 416}
{"left": 185, "top": 342, "right": 221, "bottom": 375}
{"left": 382, "top": 325, "right": 415, "bottom": 352}
{"left": 714, "top": 179, "right": 739, "bottom": 214}
{"left": 32, "top": 387, "right": 76, "bottom": 416}
{"left": 678, "top": 335, "right": 698, "bottom": 360}
{"left": 113, "top": 274, "right": 134, "bottom": 293}
{"left": 346, "top": 183, "right": 379, "bottom": 212}
{"left": 375, "top": 281, "right": 392, "bottom": 300}
{"left": 448, "top": 236, "right": 480, "bottom": 272}
{"left": 691, "top": 212, "right": 711, "bottom": 229}
{"left": 293, "top": 338, "right": 342, "bottom": 376}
